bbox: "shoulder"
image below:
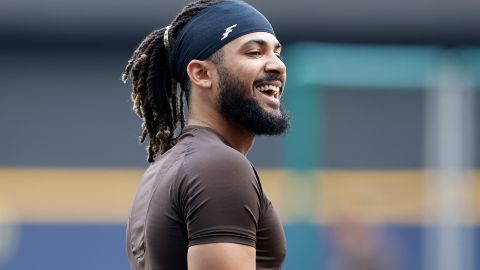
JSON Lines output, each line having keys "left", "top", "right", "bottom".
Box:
{"left": 179, "top": 142, "right": 260, "bottom": 202}
{"left": 179, "top": 126, "right": 252, "bottom": 173}
{"left": 185, "top": 141, "right": 254, "bottom": 179}
{"left": 175, "top": 127, "right": 261, "bottom": 204}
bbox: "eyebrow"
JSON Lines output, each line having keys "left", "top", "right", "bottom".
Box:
{"left": 241, "top": 39, "right": 282, "bottom": 50}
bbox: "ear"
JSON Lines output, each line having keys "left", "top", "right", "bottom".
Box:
{"left": 186, "top": 60, "right": 213, "bottom": 89}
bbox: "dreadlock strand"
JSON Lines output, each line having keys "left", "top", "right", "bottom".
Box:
{"left": 123, "top": 0, "right": 224, "bottom": 162}
{"left": 146, "top": 41, "right": 175, "bottom": 155}
{"left": 179, "top": 87, "right": 186, "bottom": 130}
{"left": 122, "top": 29, "right": 163, "bottom": 82}
{"left": 170, "top": 89, "right": 179, "bottom": 128}
{"left": 146, "top": 31, "right": 172, "bottom": 119}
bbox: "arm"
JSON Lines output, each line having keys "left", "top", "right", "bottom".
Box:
{"left": 188, "top": 243, "right": 255, "bottom": 270}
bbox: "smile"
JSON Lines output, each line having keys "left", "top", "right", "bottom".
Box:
{"left": 255, "top": 84, "right": 280, "bottom": 99}
{"left": 253, "top": 80, "right": 283, "bottom": 100}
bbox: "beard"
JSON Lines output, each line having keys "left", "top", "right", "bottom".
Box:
{"left": 216, "top": 65, "right": 290, "bottom": 135}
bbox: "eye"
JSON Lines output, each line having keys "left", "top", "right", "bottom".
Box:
{"left": 246, "top": 50, "right": 262, "bottom": 57}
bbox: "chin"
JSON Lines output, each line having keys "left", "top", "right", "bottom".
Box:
{"left": 261, "top": 103, "right": 281, "bottom": 114}
{"left": 266, "top": 108, "right": 282, "bottom": 117}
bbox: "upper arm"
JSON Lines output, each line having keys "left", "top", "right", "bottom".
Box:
{"left": 188, "top": 243, "right": 255, "bottom": 270}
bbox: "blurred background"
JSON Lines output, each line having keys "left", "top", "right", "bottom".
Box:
{"left": 1, "top": 0, "right": 479, "bottom": 269}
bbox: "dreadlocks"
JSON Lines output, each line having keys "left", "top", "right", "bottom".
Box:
{"left": 122, "top": 0, "right": 222, "bottom": 162}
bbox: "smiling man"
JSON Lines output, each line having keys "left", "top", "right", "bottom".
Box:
{"left": 122, "top": 1, "right": 289, "bottom": 269}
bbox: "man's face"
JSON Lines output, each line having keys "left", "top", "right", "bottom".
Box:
{"left": 213, "top": 32, "right": 290, "bottom": 135}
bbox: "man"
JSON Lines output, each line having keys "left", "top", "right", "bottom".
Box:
{"left": 122, "top": 1, "right": 290, "bottom": 269}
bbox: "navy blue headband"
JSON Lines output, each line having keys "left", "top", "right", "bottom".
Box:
{"left": 172, "top": 1, "right": 275, "bottom": 86}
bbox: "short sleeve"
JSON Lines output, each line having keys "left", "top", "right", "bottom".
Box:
{"left": 179, "top": 145, "right": 261, "bottom": 248}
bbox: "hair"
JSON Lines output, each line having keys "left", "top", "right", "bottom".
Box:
{"left": 122, "top": 0, "right": 223, "bottom": 162}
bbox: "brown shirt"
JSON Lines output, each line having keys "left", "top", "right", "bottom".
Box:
{"left": 126, "top": 126, "right": 286, "bottom": 270}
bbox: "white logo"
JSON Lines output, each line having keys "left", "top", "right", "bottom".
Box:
{"left": 221, "top": 24, "right": 238, "bottom": 40}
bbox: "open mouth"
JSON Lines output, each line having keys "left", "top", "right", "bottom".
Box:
{"left": 253, "top": 81, "right": 283, "bottom": 100}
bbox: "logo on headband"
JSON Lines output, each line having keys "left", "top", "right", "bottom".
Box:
{"left": 221, "top": 24, "right": 238, "bottom": 40}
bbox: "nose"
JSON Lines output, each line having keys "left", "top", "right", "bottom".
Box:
{"left": 265, "top": 53, "right": 286, "bottom": 75}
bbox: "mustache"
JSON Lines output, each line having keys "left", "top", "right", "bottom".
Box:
{"left": 253, "top": 73, "right": 284, "bottom": 85}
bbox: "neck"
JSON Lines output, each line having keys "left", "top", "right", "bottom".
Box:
{"left": 188, "top": 110, "right": 255, "bottom": 155}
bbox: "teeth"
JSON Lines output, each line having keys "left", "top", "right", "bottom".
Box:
{"left": 255, "top": 84, "right": 280, "bottom": 93}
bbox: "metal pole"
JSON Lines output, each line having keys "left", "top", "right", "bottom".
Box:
{"left": 424, "top": 51, "right": 476, "bottom": 270}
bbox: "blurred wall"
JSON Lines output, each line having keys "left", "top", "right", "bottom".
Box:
{"left": 1, "top": 1, "right": 480, "bottom": 270}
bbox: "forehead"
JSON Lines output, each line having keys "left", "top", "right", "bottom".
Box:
{"left": 223, "top": 32, "right": 280, "bottom": 50}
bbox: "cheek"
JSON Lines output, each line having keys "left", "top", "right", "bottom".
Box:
{"left": 235, "top": 61, "right": 262, "bottom": 78}
{"left": 238, "top": 67, "right": 257, "bottom": 82}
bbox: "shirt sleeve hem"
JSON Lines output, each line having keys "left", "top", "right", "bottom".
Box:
{"left": 188, "top": 237, "right": 256, "bottom": 248}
